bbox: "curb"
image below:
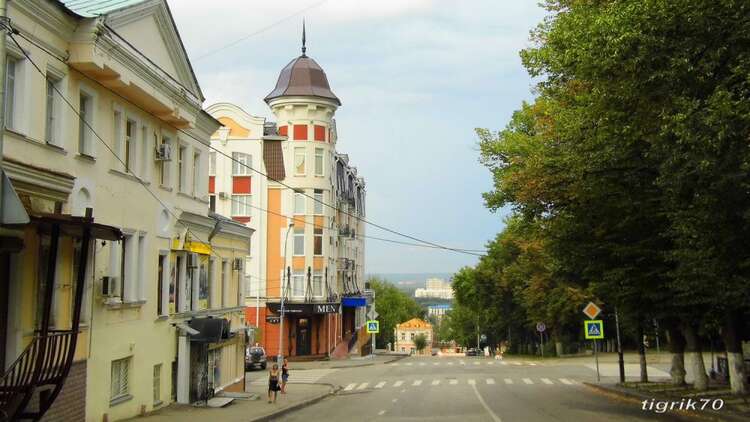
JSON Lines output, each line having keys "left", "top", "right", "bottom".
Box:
{"left": 584, "top": 382, "right": 749, "bottom": 422}
{"left": 248, "top": 383, "right": 341, "bottom": 422}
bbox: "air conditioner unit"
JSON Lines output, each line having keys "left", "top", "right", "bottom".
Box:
{"left": 154, "top": 143, "right": 172, "bottom": 161}
{"left": 101, "top": 276, "right": 117, "bottom": 297}
{"left": 187, "top": 253, "right": 198, "bottom": 269}
{"left": 218, "top": 192, "right": 228, "bottom": 200}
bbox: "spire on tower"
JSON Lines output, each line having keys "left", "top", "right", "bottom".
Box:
{"left": 301, "top": 19, "right": 307, "bottom": 57}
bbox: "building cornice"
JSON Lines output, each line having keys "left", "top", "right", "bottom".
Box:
{"left": 13, "top": 0, "right": 79, "bottom": 40}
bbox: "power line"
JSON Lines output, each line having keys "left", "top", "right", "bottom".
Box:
{"left": 13, "top": 30, "right": 487, "bottom": 258}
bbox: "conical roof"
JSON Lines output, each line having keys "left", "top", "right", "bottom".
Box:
{"left": 264, "top": 55, "right": 341, "bottom": 106}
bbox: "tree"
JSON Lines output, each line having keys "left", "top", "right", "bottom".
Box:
{"left": 414, "top": 334, "right": 428, "bottom": 354}
{"left": 369, "top": 277, "right": 424, "bottom": 349}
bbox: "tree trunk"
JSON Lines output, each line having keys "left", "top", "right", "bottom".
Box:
{"left": 667, "top": 325, "right": 686, "bottom": 386}
{"left": 720, "top": 313, "right": 748, "bottom": 395}
{"left": 555, "top": 341, "right": 563, "bottom": 357}
{"left": 682, "top": 323, "right": 708, "bottom": 390}
{"left": 637, "top": 321, "right": 649, "bottom": 383}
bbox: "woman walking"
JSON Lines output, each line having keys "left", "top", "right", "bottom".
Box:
{"left": 281, "top": 358, "right": 290, "bottom": 393}
{"left": 268, "top": 364, "right": 280, "bottom": 403}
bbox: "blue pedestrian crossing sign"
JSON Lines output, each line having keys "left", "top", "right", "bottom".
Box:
{"left": 366, "top": 320, "right": 380, "bottom": 334}
{"left": 584, "top": 320, "right": 604, "bottom": 339}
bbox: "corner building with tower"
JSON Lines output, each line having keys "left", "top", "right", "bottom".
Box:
{"left": 208, "top": 38, "right": 369, "bottom": 360}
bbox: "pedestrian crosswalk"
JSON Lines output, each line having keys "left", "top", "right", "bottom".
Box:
{"left": 391, "top": 360, "right": 541, "bottom": 367}
{"left": 338, "top": 377, "right": 579, "bottom": 390}
{"left": 250, "top": 368, "right": 338, "bottom": 386}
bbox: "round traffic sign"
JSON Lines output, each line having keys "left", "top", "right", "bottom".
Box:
{"left": 536, "top": 322, "right": 546, "bottom": 333}
{"left": 480, "top": 334, "right": 487, "bottom": 341}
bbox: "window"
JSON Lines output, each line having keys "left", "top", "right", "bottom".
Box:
{"left": 157, "top": 254, "right": 165, "bottom": 316}
{"left": 209, "top": 195, "right": 216, "bottom": 212}
{"left": 110, "top": 357, "right": 130, "bottom": 403}
{"left": 177, "top": 145, "right": 186, "bottom": 192}
{"left": 410, "top": 332, "right": 415, "bottom": 340}
{"left": 45, "top": 76, "right": 60, "bottom": 145}
{"left": 314, "top": 190, "right": 324, "bottom": 215}
{"left": 294, "top": 192, "right": 305, "bottom": 215}
{"left": 294, "top": 147, "right": 305, "bottom": 175}
{"left": 315, "top": 148, "right": 324, "bottom": 176}
{"left": 292, "top": 270, "right": 305, "bottom": 297}
{"left": 79, "top": 92, "right": 93, "bottom": 156}
{"left": 125, "top": 119, "right": 136, "bottom": 172}
{"left": 401, "top": 332, "right": 405, "bottom": 340}
{"left": 209, "top": 152, "right": 216, "bottom": 176}
{"left": 141, "top": 125, "right": 149, "bottom": 179}
{"left": 232, "top": 152, "right": 251, "bottom": 175}
{"left": 199, "top": 257, "right": 208, "bottom": 310}
{"left": 153, "top": 364, "right": 162, "bottom": 405}
{"left": 313, "top": 271, "right": 322, "bottom": 296}
{"left": 293, "top": 227, "right": 304, "bottom": 256}
{"left": 231, "top": 195, "right": 251, "bottom": 216}
{"left": 221, "top": 260, "right": 228, "bottom": 308}
{"left": 193, "top": 151, "right": 200, "bottom": 196}
{"left": 4, "top": 58, "right": 16, "bottom": 130}
{"left": 170, "top": 255, "right": 179, "bottom": 313}
{"left": 314, "top": 228, "right": 323, "bottom": 256}
{"left": 159, "top": 136, "right": 170, "bottom": 186}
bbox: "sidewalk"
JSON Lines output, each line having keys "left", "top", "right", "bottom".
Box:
{"left": 289, "top": 353, "right": 407, "bottom": 370}
{"left": 127, "top": 383, "right": 335, "bottom": 422}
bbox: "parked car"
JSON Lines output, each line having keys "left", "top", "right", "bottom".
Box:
{"left": 245, "top": 346, "right": 267, "bottom": 370}
{"left": 465, "top": 348, "right": 479, "bottom": 356}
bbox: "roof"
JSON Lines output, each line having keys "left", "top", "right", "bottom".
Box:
{"left": 263, "top": 140, "right": 286, "bottom": 181}
{"left": 264, "top": 55, "right": 341, "bottom": 106}
{"left": 58, "top": 0, "right": 148, "bottom": 17}
{"left": 396, "top": 318, "right": 432, "bottom": 330}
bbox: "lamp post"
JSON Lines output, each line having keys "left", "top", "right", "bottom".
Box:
{"left": 278, "top": 219, "right": 294, "bottom": 365}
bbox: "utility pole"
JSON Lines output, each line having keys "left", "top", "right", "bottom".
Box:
{"left": 0, "top": 0, "right": 7, "bottom": 224}
{"left": 615, "top": 307, "right": 625, "bottom": 383}
{"left": 277, "top": 219, "right": 294, "bottom": 365}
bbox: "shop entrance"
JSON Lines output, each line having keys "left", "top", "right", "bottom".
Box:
{"left": 296, "top": 318, "right": 311, "bottom": 356}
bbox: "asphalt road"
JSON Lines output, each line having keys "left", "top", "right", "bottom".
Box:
{"left": 276, "top": 355, "right": 684, "bottom": 422}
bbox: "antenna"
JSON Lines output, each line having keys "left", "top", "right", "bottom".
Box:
{"left": 301, "top": 19, "right": 307, "bottom": 57}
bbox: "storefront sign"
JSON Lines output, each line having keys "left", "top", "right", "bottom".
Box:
{"left": 266, "top": 315, "right": 281, "bottom": 324}
{"left": 267, "top": 302, "right": 340, "bottom": 316}
{"left": 342, "top": 297, "right": 367, "bottom": 307}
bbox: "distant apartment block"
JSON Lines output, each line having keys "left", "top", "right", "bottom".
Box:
{"left": 414, "top": 278, "right": 453, "bottom": 299}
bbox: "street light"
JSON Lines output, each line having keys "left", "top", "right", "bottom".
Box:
{"left": 278, "top": 218, "right": 294, "bottom": 365}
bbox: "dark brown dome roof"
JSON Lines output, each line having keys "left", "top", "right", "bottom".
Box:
{"left": 264, "top": 55, "right": 341, "bottom": 106}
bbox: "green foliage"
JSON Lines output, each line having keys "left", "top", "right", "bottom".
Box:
{"left": 414, "top": 334, "right": 428, "bottom": 352}
{"left": 369, "top": 277, "right": 425, "bottom": 349}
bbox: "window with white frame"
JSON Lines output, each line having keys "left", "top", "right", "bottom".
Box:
{"left": 313, "top": 189, "right": 324, "bottom": 215}
{"left": 110, "top": 232, "right": 145, "bottom": 303}
{"left": 294, "top": 192, "right": 305, "bottom": 215}
{"left": 125, "top": 119, "right": 136, "bottom": 172}
{"left": 45, "top": 75, "right": 62, "bottom": 145}
{"left": 159, "top": 135, "right": 170, "bottom": 187}
{"left": 4, "top": 58, "right": 18, "bottom": 130}
{"left": 292, "top": 270, "right": 305, "bottom": 297}
{"left": 110, "top": 357, "right": 131, "bottom": 403}
{"left": 231, "top": 195, "right": 251, "bottom": 216}
{"left": 314, "top": 228, "right": 323, "bottom": 256}
{"left": 294, "top": 147, "right": 305, "bottom": 175}
{"left": 232, "top": 152, "right": 251, "bottom": 175}
{"left": 78, "top": 91, "right": 94, "bottom": 156}
{"left": 177, "top": 145, "right": 186, "bottom": 192}
{"left": 192, "top": 151, "right": 201, "bottom": 196}
{"left": 293, "top": 227, "right": 304, "bottom": 256}
{"left": 314, "top": 147, "right": 324, "bottom": 176}
{"left": 313, "top": 271, "right": 322, "bottom": 296}
{"left": 140, "top": 125, "right": 150, "bottom": 180}
{"left": 208, "top": 152, "right": 216, "bottom": 176}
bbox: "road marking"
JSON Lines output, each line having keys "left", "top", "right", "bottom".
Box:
{"left": 504, "top": 378, "right": 513, "bottom": 384}
{"left": 487, "top": 362, "right": 494, "bottom": 365}
{"left": 460, "top": 361, "right": 466, "bottom": 365}
{"left": 401, "top": 389, "right": 406, "bottom": 393}
{"left": 523, "top": 378, "right": 534, "bottom": 384}
{"left": 374, "top": 381, "right": 386, "bottom": 389}
{"left": 559, "top": 378, "right": 573, "bottom": 385}
{"left": 406, "top": 363, "right": 413, "bottom": 366}
{"left": 527, "top": 362, "right": 537, "bottom": 366}
{"left": 449, "top": 379, "right": 458, "bottom": 385}
{"left": 393, "top": 380, "right": 404, "bottom": 387}
{"left": 541, "top": 378, "right": 553, "bottom": 385}
{"left": 512, "top": 362, "right": 522, "bottom": 366}
{"left": 447, "top": 362, "right": 454, "bottom": 366}
{"left": 474, "top": 362, "right": 480, "bottom": 366}
{"left": 356, "top": 382, "right": 369, "bottom": 390}
{"left": 413, "top": 380, "right": 423, "bottom": 386}
{"left": 486, "top": 378, "right": 495, "bottom": 385}
{"left": 431, "top": 379, "right": 440, "bottom": 385}
{"left": 500, "top": 361, "right": 508, "bottom": 366}
{"left": 433, "top": 362, "right": 440, "bottom": 366}
{"left": 392, "top": 398, "right": 398, "bottom": 403}
{"left": 378, "top": 410, "right": 386, "bottom": 416}
{"left": 468, "top": 379, "right": 476, "bottom": 385}
{"left": 419, "top": 362, "right": 426, "bottom": 366}
{"left": 344, "top": 383, "right": 357, "bottom": 391}
{"left": 392, "top": 363, "right": 399, "bottom": 366}
{"left": 471, "top": 382, "right": 503, "bottom": 422}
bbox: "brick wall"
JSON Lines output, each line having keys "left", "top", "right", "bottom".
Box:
{"left": 41, "top": 360, "right": 87, "bottom": 422}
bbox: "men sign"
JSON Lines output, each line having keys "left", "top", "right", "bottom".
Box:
{"left": 584, "top": 320, "right": 604, "bottom": 339}
{"left": 366, "top": 320, "right": 380, "bottom": 334}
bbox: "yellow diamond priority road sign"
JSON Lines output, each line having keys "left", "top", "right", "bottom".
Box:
{"left": 582, "top": 302, "right": 601, "bottom": 320}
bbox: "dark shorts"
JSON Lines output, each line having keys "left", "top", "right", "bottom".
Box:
{"left": 269, "top": 380, "right": 279, "bottom": 392}
{"left": 282, "top": 374, "right": 289, "bottom": 382}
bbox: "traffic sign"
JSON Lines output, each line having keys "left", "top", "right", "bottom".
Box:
{"left": 367, "top": 308, "right": 379, "bottom": 320}
{"left": 366, "top": 320, "right": 380, "bottom": 334}
{"left": 536, "top": 322, "right": 546, "bottom": 333}
{"left": 480, "top": 334, "right": 487, "bottom": 342}
{"left": 584, "top": 320, "right": 604, "bottom": 339}
{"left": 582, "top": 302, "right": 601, "bottom": 320}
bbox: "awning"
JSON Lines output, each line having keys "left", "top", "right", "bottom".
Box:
{"left": 4, "top": 211, "right": 122, "bottom": 241}
{"left": 187, "top": 317, "right": 230, "bottom": 343}
{"left": 342, "top": 297, "right": 367, "bottom": 308}
{"left": 267, "top": 302, "right": 340, "bottom": 316}
{"left": 1, "top": 168, "right": 29, "bottom": 225}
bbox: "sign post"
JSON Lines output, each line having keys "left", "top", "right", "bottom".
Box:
{"left": 536, "top": 322, "right": 546, "bottom": 357}
{"left": 367, "top": 308, "right": 379, "bottom": 355}
{"left": 583, "top": 302, "right": 603, "bottom": 382}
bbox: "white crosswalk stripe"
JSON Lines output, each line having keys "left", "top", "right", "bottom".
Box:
{"left": 433, "top": 362, "right": 440, "bottom": 366}
{"left": 527, "top": 362, "right": 538, "bottom": 366}
{"left": 449, "top": 379, "right": 458, "bottom": 385}
{"left": 447, "top": 362, "right": 454, "bottom": 366}
{"left": 419, "top": 362, "right": 426, "bottom": 366}
{"left": 459, "top": 361, "right": 466, "bottom": 365}
{"left": 344, "top": 383, "right": 357, "bottom": 391}
{"left": 374, "top": 381, "right": 386, "bottom": 389}
{"left": 431, "top": 379, "right": 441, "bottom": 386}
{"left": 512, "top": 362, "right": 522, "bottom": 366}
{"left": 253, "top": 369, "right": 337, "bottom": 385}
{"left": 356, "top": 382, "right": 368, "bottom": 390}
{"left": 336, "top": 377, "right": 580, "bottom": 389}
{"left": 559, "top": 378, "right": 573, "bottom": 385}
{"left": 468, "top": 379, "right": 476, "bottom": 385}
{"left": 487, "top": 362, "right": 494, "bottom": 365}
{"left": 541, "top": 378, "right": 553, "bottom": 385}
{"left": 500, "top": 361, "right": 508, "bottom": 366}
{"left": 393, "top": 380, "right": 404, "bottom": 387}
{"left": 473, "top": 362, "right": 480, "bottom": 366}
{"left": 406, "top": 363, "right": 413, "bottom": 366}
{"left": 504, "top": 378, "right": 513, "bottom": 384}
{"left": 486, "top": 378, "right": 495, "bottom": 385}
{"left": 523, "top": 378, "right": 534, "bottom": 384}
{"left": 413, "top": 380, "right": 423, "bottom": 386}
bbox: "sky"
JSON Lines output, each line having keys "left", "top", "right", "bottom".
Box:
{"left": 168, "top": 0, "right": 549, "bottom": 274}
